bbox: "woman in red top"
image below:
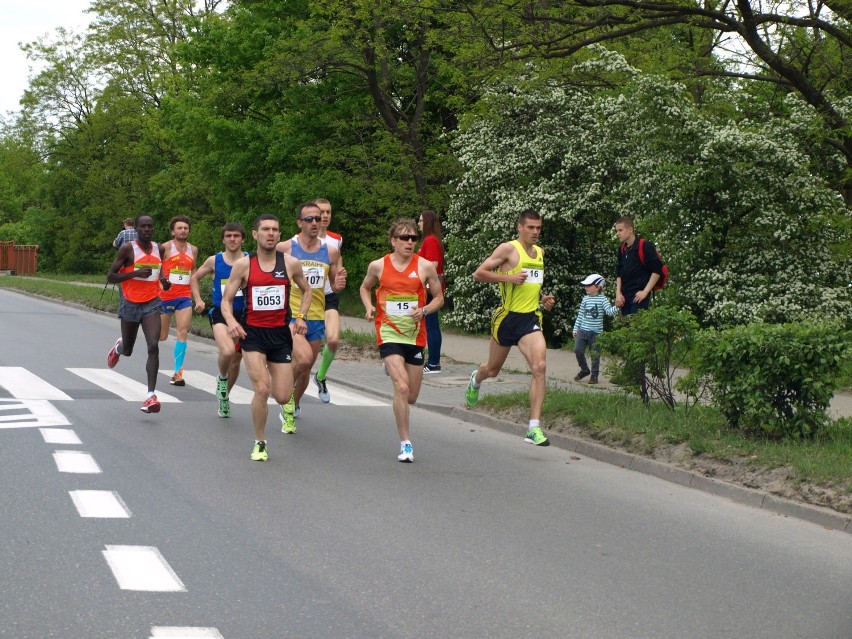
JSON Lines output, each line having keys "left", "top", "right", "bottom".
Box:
{"left": 417, "top": 210, "right": 445, "bottom": 373}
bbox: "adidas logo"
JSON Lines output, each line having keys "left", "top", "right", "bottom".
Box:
{"left": 533, "top": 324, "right": 541, "bottom": 331}
{"left": 408, "top": 272, "right": 419, "bottom": 278}
{"left": 414, "top": 352, "right": 423, "bottom": 359}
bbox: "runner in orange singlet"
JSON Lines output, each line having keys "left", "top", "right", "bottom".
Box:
{"left": 359, "top": 218, "right": 443, "bottom": 463}
{"left": 159, "top": 215, "right": 198, "bottom": 386}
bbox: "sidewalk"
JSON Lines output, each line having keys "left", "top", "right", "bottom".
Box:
{"left": 337, "top": 316, "right": 852, "bottom": 420}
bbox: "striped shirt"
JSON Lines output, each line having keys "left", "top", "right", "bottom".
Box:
{"left": 573, "top": 294, "right": 619, "bottom": 334}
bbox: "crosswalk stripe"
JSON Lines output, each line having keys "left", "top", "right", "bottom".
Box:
{"left": 0, "top": 367, "right": 71, "bottom": 400}
{"left": 159, "top": 369, "right": 259, "bottom": 404}
{"left": 0, "top": 399, "right": 70, "bottom": 429}
{"left": 67, "top": 368, "right": 181, "bottom": 403}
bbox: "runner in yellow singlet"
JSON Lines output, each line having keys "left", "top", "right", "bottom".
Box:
{"left": 465, "top": 209, "right": 556, "bottom": 446}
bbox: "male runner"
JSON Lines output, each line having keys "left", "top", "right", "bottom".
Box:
{"left": 360, "top": 218, "right": 443, "bottom": 462}
{"left": 313, "top": 198, "right": 344, "bottom": 402}
{"left": 220, "top": 214, "right": 311, "bottom": 462}
{"left": 159, "top": 215, "right": 198, "bottom": 386}
{"left": 464, "top": 209, "right": 556, "bottom": 446}
{"left": 190, "top": 222, "right": 248, "bottom": 418}
{"left": 276, "top": 201, "right": 346, "bottom": 433}
{"left": 106, "top": 214, "right": 170, "bottom": 413}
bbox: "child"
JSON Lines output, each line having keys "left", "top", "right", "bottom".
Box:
{"left": 573, "top": 274, "right": 619, "bottom": 384}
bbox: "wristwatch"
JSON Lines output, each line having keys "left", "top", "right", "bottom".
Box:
{"left": 422, "top": 306, "right": 429, "bottom": 316}
{"left": 295, "top": 313, "right": 306, "bottom": 320}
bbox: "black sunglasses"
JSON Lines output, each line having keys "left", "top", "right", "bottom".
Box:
{"left": 395, "top": 234, "right": 418, "bottom": 242}
{"left": 300, "top": 215, "right": 322, "bottom": 223}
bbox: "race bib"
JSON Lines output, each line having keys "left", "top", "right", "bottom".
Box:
{"left": 386, "top": 295, "right": 418, "bottom": 316}
{"left": 168, "top": 267, "right": 191, "bottom": 285}
{"left": 303, "top": 265, "right": 326, "bottom": 289}
{"left": 220, "top": 280, "right": 243, "bottom": 296}
{"left": 135, "top": 263, "right": 160, "bottom": 281}
{"left": 251, "top": 285, "right": 286, "bottom": 310}
{"left": 522, "top": 267, "right": 544, "bottom": 285}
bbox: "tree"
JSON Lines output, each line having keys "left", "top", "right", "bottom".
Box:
{"left": 445, "top": 49, "right": 851, "bottom": 334}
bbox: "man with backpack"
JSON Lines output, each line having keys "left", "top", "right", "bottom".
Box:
{"left": 614, "top": 216, "right": 666, "bottom": 315}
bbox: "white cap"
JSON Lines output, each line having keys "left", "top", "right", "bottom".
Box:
{"left": 580, "top": 274, "right": 605, "bottom": 287}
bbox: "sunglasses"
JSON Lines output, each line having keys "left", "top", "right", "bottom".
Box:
{"left": 300, "top": 215, "right": 322, "bottom": 223}
{"left": 395, "top": 234, "right": 418, "bottom": 242}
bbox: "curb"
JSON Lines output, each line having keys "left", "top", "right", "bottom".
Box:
{"left": 451, "top": 406, "right": 851, "bottom": 535}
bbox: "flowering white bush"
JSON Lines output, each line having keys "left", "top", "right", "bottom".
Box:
{"left": 445, "top": 49, "right": 851, "bottom": 333}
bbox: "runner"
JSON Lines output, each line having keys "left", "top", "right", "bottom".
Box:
{"left": 190, "top": 222, "right": 248, "bottom": 418}
{"left": 313, "top": 198, "right": 343, "bottom": 402}
{"left": 220, "top": 214, "right": 311, "bottom": 462}
{"left": 276, "top": 201, "right": 346, "bottom": 433}
{"left": 105, "top": 214, "right": 169, "bottom": 413}
{"left": 464, "top": 209, "right": 556, "bottom": 446}
{"left": 359, "top": 217, "right": 444, "bottom": 462}
{"left": 158, "top": 215, "right": 198, "bottom": 386}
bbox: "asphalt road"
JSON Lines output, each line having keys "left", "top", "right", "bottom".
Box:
{"left": 1, "top": 289, "right": 850, "bottom": 639}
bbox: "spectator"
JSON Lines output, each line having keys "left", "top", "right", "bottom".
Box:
{"left": 112, "top": 218, "right": 138, "bottom": 249}
{"left": 418, "top": 210, "right": 445, "bottom": 373}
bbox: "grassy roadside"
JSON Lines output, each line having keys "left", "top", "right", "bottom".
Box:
{"left": 2, "top": 274, "right": 850, "bottom": 512}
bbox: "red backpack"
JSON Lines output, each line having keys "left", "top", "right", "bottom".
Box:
{"left": 621, "top": 238, "right": 669, "bottom": 290}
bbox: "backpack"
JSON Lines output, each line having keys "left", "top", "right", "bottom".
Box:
{"left": 621, "top": 238, "right": 669, "bottom": 290}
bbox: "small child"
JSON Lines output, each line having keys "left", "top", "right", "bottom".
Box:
{"left": 573, "top": 274, "right": 619, "bottom": 384}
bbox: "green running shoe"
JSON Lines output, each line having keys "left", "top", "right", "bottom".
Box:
{"left": 215, "top": 376, "right": 229, "bottom": 401}
{"left": 251, "top": 441, "right": 268, "bottom": 461}
{"left": 465, "top": 370, "right": 480, "bottom": 407}
{"left": 218, "top": 398, "right": 231, "bottom": 418}
{"left": 280, "top": 397, "right": 296, "bottom": 434}
{"left": 524, "top": 427, "right": 550, "bottom": 446}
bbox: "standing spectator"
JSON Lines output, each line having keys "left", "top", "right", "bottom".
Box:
{"left": 417, "top": 210, "right": 445, "bottom": 373}
{"left": 112, "top": 218, "right": 138, "bottom": 249}
{"left": 572, "top": 274, "right": 619, "bottom": 384}
{"left": 614, "top": 216, "right": 663, "bottom": 315}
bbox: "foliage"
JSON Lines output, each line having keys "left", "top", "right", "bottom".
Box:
{"left": 598, "top": 306, "right": 700, "bottom": 408}
{"left": 445, "top": 49, "right": 852, "bottom": 334}
{"left": 689, "top": 322, "right": 852, "bottom": 439}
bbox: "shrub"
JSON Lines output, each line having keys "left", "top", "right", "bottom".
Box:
{"left": 598, "top": 306, "right": 699, "bottom": 408}
{"left": 692, "top": 322, "right": 851, "bottom": 439}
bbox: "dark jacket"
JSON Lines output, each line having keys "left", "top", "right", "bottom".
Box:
{"left": 616, "top": 237, "right": 664, "bottom": 299}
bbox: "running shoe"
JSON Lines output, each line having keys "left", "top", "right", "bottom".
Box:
{"left": 397, "top": 443, "right": 414, "bottom": 463}
{"left": 251, "top": 441, "right": 268, "bottom": 461}
{"left": 107, "top": 338, "right": 122, "bottom": 368}
{"left": 524, "top": 427, "right": 550, "bottom": 446}
{"left": 280, "top": 399, "right": 296, "bottom": 434}
{"left": 217, "top": 398, "right": 231, "bottom": 418}
{"left": 465, "top": 370, "right": 480, "bottom": 407}
{"left": 423, "top": 363, "right": 442, "bottom": 374}
{"left": 313, "top": 372, "right": 330, "bottom": 403}
{"left": 294, "top": 405, "right": 301, "bottom": 419}
{"left": 140, "top": 395, "right": 161, "bottom": 413}
{"left": 215, "top": 376, "right": 228, "bottom": 401}
{"left": 170, "top": 369, "right": 185, "bottom": 386}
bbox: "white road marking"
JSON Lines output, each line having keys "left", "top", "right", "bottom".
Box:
{"left": 69, "top": 490, "right": 131, "bottom": 518}
{"left": 53, "top": 450, "right": 101, "bottom": 474}
{"left": 67, "top": 368, "right": 181, "bottom": 403}
{"left": 102, "top": 545, "right": 186, "bottom": 592}
{"left": 159, "top": 369, "right": 260, "bottom": 404}
{"left": 149, "top": 628, "right": 224, "bottom": 638}
{"left": 40, "top": 428, "right": 81, "bottom": 444}
{"left": 302, "top": 380, "right": 389, "bottom": 407}
{"left": 0, "top": 366, "right": 72, "bottom": 400}
{"left": 0, "top": 399, "right": 70, "bottom": 429}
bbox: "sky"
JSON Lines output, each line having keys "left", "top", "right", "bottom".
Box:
{"left": 1, "top": 0, "right": 93, "bottom": 116}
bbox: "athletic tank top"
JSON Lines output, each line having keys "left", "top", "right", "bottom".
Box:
{"left": 245, "top": 252, "right": 290, "bottom": 328}
{"left": 160, "top": 240, "right": 195, "bottom": 301}
{"left": 375, "top": 254, "right": 426, "bottom": 347}
{"left": 319, "top": 232, "right": 343, "bottom": 295}
{"left": 121, "top": 241, "right": 162, "bottom": 304}
{"left": 212, "top": 251, "right": 247, "bottom": 311}
{"left": 289, "top": 238, "right": 330, "bottom": 321}
{"left": 498, "top": 240, "right": 544, "bottom": 314}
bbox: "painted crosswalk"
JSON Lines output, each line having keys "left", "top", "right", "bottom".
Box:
{"left": 0, "top": 365, "right": 387, "bottom": 428}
